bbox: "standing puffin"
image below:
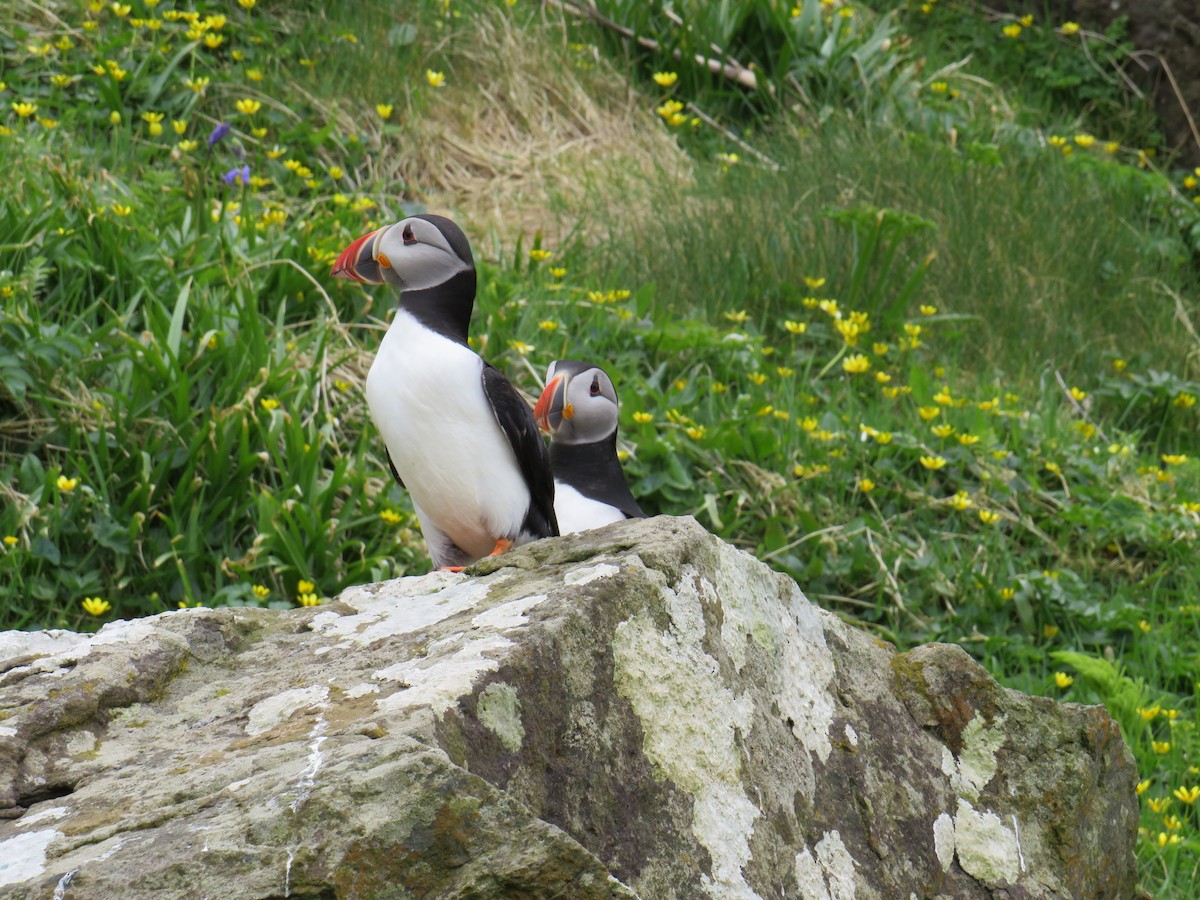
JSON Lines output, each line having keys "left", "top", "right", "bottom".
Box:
{"left": 331, "top": 214, "right": 557, "bottom": 569}
{"left": 533, "top": 360, "right": 645, "bottom": 534}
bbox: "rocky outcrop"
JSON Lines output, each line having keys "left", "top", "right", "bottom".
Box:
{"left": 0, "top": 516, "right": 1138, "bottom": 898}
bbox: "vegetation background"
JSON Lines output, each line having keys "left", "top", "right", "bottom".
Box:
{"left": 2, "top": 0, "right": 1199, "bottom": 891}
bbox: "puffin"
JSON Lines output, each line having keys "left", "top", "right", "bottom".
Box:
{"left": 533, "top": 360, "right": 645, "bottom": 534}
{"left": 331, "top": 214, "right": 557, "bottom": 569}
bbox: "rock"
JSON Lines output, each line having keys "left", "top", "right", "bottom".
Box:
{"left": 0, "top": 516, "right": 1138, "bottom": 898}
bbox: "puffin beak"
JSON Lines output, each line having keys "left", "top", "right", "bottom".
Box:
{"left": 331, "top": 226, "right": 388, "bottom": 284}
{"left": 533, "top": 374, "right": 572, "bottom": 433}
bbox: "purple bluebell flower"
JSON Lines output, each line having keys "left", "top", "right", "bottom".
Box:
{"left": 207, "top": 121, "right": 231, "bottom": 147}
{"left": 222, "top": 164, "right": 251, "bottom": 186}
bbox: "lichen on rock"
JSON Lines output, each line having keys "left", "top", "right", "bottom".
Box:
{"left": 0, "top": 516, "right": 1137, "bottom": 898}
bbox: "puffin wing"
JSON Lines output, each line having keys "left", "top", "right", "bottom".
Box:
{"left": 385, "top": 448, "right": 405, "bottom": 489}
{"left": 481, "top": 363, "right": 559, "bottom": 538}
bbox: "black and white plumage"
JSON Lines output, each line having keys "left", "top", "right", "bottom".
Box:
{"left": 331, "top": 214, "right": 557, "bottom": 569}
{"left": 533, "top": 360, "right": 644, "bottom": 535}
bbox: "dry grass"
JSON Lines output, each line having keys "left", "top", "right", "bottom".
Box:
{"left": 381, "top": 7, "right": 689, "bottom": 248}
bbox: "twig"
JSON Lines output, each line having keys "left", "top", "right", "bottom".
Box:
{"left": 545, "top": 0, "right": 765, "bottom": 92}
{"left": 1053, "top": 369, "right": 1109, "bottom": 447}
{"left": 686, "top": 103, "right": 781, "bottom": 171}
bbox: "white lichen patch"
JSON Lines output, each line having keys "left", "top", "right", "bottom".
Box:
{"left": 563, "top": 563, "right": 620, "bottom": 586}
{"left": 954, "top": 714, "right": 1007, "bottom": 801}
{"left": 15, "top": 806, "right": 70, "bottom": 828}
{"left": 476, "top": 682, "right": 524, "bottom": 752}
{"left": 471, "top": 595, "right": 546, "bottom": 630}
{"left": 953, "top": 798, "right": 1023, "bottom": 885}
{"left": 935, "top": 712, "right": 1024, "bottom": 886}
{"left": 714, "top": 543, "right": 836, "bottom": 764}
{"left": 794, "top": 830, "right": 857, "bottom": 900}
{"left": 843, "top": 724, "right": 857, "bottom": 748}
{"left": 695, "top": 783, "right": 762, "bottom": 899}
{"left": 66, "top": 730, "right": 97, "bottom": 757}
{"left": 613, "top": 582, "right": 760, "bottom": 899}
{"left": 245, "top": 685, "right": 330, "bottom": 736}
{"left": 345, "top": 683, "right": 380, "bottom": 699}
{"left": 374, "top": 633, "right": 513, "bottom": 716}
{"left": 0, "top": 829, "right": 61, "bottom": 887}
{"left": 0, "top": 630, "right": 87, "bottom": 667}
{"left": 310, "top": 575, "right": 500, "bottom": 651}
{"left": 932, "top": 812, "right": 955, "bottom": 871}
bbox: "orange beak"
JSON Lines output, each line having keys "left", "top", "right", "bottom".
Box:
{"left": 331, "top": 227, "right": 386, "bottom": 283}
{"left": 533, "top": 374, "right": 571, "bottom": 433}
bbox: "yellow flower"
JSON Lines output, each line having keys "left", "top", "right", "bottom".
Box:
{"left": 999, "top": 587, "right": 1015, "bottom": 601}
{"left": 1173, "top": 786, "right": 1200, "bottom": 804}
{"left": 748, "top": 372, "right": 768, "bottom": 386}
{"left": 842, "top": 354, "right": 870, "bottom": 374}
{"left": 529, "top": 248, "right": 553, "bottom": 262}
{"left": 931, "top": 423, "right": 954, "bottom": 438}
{"left": 1074, "top": 134, "right": 1095, "bottom": 148}
{"left": 957, "top": 433, "right": 980, "bottom": 446}
{"left": 1060, "top": 21, "right": 1080, "bottom": 35}
{"left": 238, "top": 0, "right": 257, "bottom": 7}
{"left": 426, "top": 70, "right": 446, "bottom": 88}
{"left": 1138, "top": 706, "right": 1162, "bottom": 723}
{"left": 1136, "top": 779, "right": 1151, "bottom": 796}
{"left": 949, "top": 491, "right": 972, "bottom": 511}
{"left": 933, "top": 388, "right": 953, "bottom": 406}
{"left": 380, "top": 509, "right": 402, "bottom": 524}
{"left": 858, "top": 478, "right": 876, "bottom": 493}
{"left": 111, "top": 3, "right": 132, "bottom": 17}
{"left": 57, "top": 475, "right": 79, "bottom": 491}
{"left": 1054, "top": 672, "right": 1074, "bottom": 688}
{"left": 2, "top": 535, "right": 17, "bottom": 547}
{"left": 633, "top": 412, "right": 654, "bottom": 424}
{"left": 803, "top": 276, "right": 826, "bottom": 289}
{"left": 110, "top": 204, "right": 132, "bottom": 217}
{"left": 1044, "top": 461, "right": 1062, "bottom": 475}
{"left": 1153, "top": 741, "right": 1172, "bottom": 755}
{"left": 12, "top": 101, "right": 37, "bottom": 118}
{"left": 82, "top": 597, "right": 112, "bottom": 616}
{"left": 376, "top": 103, "right": 393, "bottom": 119}
{"left": 1162, "top": 454, "right": 1188, "bottom": 465}
{"left": 508, "top": 340, "right": 534, "bottom": 356}
{"left": 252, "top": 584, "right": 270, "bottom": 598}
{"left": 917, "top": 406, "right": 940, "bottom": 421}
{"left": 784, "top": 320, "right": 807, "bottom": 334}
{"left": 260, "top": 397, "right": 280, "bottom": 411}
{"left": 919, "top": 304, "right": 937, "bottom": 315}
{"left": 1068, "top": 386, "right": 1087, "bottom": 401}
{"left": 1019, "top": 14, "right": 1034, "bottom": 27}
{"left": 1043, "top": 624, "right": 1059, "bottom": 639}
{"left": 1148, "top": 796, "right": 1172, "bottom": 813}
{"left": 1138, "top": 619, "right": 1152, "bottom": 633}
{"left": 930, "top": 81, "right": 948, "bottom": 94}
{"left": 236, "top": 98, "right": 262, "bottom": 115}
{"left": 978, "top": 509, "right": 1000, "bottom": 524}
{"left": 184, "top": 76, "right": 209, "bottom": 93}
{"left": 297, "top": 579, "right": 315, "bottom": 594}
{"left": 298, "top": 593, "right": 321, "bottom": 607}
{"left": 1176, "top": 392, "right": 1199, "bottom": 408}
{"left": 685, "top": 425, "right": 706, "bottom": 440}
{"left": 653, "top": 72, "right": 678, "bottom": 87}
{"left": 177, "top": 139, "right": 198, "bottom": 152}
{"left": 724, "top": 309, "right": 748, "bottom": 324}
{"left": 919, "top": 455, "right": 946, "bottom": 471}
{"left": 1002, "top": 23, "right": 1022, "bottom": 38}
{"left": 550, "top": 267, "right": 567, "bottom": 279}
{"left": 204, "top": 34, "right": 225, "bottom": 49}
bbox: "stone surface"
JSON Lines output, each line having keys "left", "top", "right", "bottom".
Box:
{"left": 0, "top": 516, "right": 1138, "bottom": 898}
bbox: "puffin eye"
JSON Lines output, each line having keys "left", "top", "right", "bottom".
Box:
{"left": 402, "top": 224, "right": 416, "bottom": 245}
{"left": 589, "top": 376, "right": 602, "bottom": 396}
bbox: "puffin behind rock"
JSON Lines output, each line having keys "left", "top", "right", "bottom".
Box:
{"left": 533, "top": 360, "right": 645, "bottom": 534}
{"left": 331, "top": 213, "right": 557, "bottom": 569}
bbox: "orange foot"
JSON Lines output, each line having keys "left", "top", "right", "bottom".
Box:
{"left": 487, "top": 538, "right": 513, "bottom": 558}
{"left": 437, "top": 565, "right": 466, "bottom": 573}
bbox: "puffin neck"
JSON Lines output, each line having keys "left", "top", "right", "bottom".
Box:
{"left": 397, "top": 268, "right": 476, "bottom": 346}
{"left": 550, "top": 433, "right": 626, "bottom": 491}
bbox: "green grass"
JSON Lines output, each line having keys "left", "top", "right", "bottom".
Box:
{"left": 2, "top": 0, "right": 1200, "bottom": 892}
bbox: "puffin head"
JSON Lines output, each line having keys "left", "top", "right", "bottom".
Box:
{"left": 330, "top": 213, "right": 474, "bottom": 291}
{"left": 533, "top": 360, "right": 620, "bottom": 445}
